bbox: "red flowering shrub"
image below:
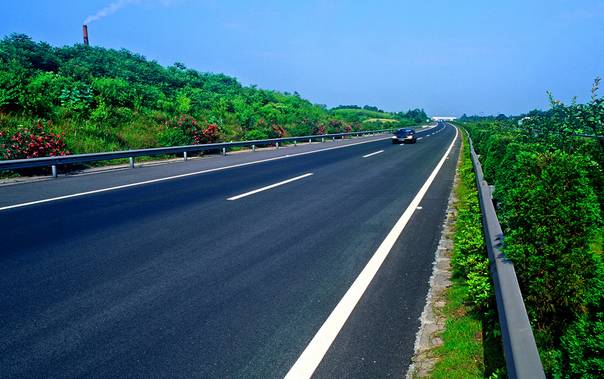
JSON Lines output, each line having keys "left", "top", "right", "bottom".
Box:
{"left": 328, "top": 119, "right": 345, "bottom": 133}
{"left": 171, "top": 114, "right": 199, "bottom": 137}
{"left": 312, "top": 123, "right": 326, "bottom": 135}
{"left": 195, "top": 123, "right": 219, "bottom": 144}
{"left": 0, "top": 120, "right": 70, "bottom": 160}
{"left": 162, "top": 115, "right": 220, "bottom": 146}
{"left": 271, "top": 124, "right": 287, "bottom": 138}
{"left": 326, "top": 120, "right": 353, "bottom": 133}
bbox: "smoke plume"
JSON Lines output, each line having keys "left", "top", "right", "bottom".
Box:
{"left": 84, "top": 0, "right": 175, "bottom": 25}
{"left": 84, "top": 0, "right": 140, "bottom": 24}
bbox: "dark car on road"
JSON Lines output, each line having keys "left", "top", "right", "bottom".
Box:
{"left": 392, "top": 128, "right": 417, "bottom": 144}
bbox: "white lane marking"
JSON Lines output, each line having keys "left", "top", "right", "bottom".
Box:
{"left": 226, "top": 173, "right": 313, "bottom": 201}
{"left": 362, "top": 150, "right": 384, "bottom": 158}
{"left": 417, "top": 206, "right": 423, "bottom": 210}
{"left": 0, "top": 137, "right": 390, "bottom": 212}
{"left": 417, "top": 137, "right": 423, "bottom": 140}
{"left": 284, "top": 126, "right": 458, "bottom": 379}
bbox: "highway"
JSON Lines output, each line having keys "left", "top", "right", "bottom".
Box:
{"left": 0, "top": 122, "right": 459, "bottom": 378}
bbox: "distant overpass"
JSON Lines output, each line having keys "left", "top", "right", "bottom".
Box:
{"left": 431, "top": 116, "right": 457, "bottom": 121}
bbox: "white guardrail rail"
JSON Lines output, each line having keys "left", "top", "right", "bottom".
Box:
{"left": 0, "top": 128, "right": 399, "bottom": 177}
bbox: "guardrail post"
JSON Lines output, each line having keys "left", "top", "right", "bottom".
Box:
{"left": 332, "top": 137, "right": 335, "bottom": 141}
{"left": 276, "top": 142, "right": 279, "bottom": 150}
{"left": 294, "top": 140, "right": 297, "bottom": 146}
{"left": 51, "top": 165, "right": 57, "bottom": 178}
{"left": 222, "top": 147, "right": 226, "bottom": 156}
{"left": 252, "top": 144, "right": 256, "bottom": 152}
{"left": 309, "top": 138, "right": 312, "bottom": 144}
{"left": 321, "top": 137, "right": 325, "bottom": 143}
{"left": 183, "top": 151, "right": 188, "bottom": 161}
{"left": 129, "top": 157, "right": 134, "bottom": 168}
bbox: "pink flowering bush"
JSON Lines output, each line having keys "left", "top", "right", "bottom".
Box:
{"left": 0, "top": 120, "right": 70, "bottom": 160}
{"left": 196, "top": 123, "right": 219, "bottom": 144}
{"left": 159, "top": 115, "right": 220, "bottom": 147}
{"left": 312, "top": 123, "right": 326, "bottom": 135}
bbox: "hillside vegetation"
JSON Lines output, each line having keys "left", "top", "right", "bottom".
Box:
{"left": 0, "top": 34, "right": 426, "bottom": 161}
{"left": 458, "top": 81, "right": 603, "bottom": 378}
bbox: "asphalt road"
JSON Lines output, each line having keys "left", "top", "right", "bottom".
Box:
{"left": 0, "top": 122, "right": 460, "bottom": 378}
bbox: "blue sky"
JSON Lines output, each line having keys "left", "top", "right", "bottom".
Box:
{"left": 3, "top": 0, "right": 603, "bottom": 116}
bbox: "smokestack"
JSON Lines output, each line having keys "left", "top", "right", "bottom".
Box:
{"left": 83, "top": 25, "right": 89, "bottom": 46}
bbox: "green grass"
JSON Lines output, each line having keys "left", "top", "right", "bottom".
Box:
{"left": 331, "top": 108, "right": 395, "bottom": 119}
{"left": 362, "top": 117, "right": 398, "bottom": 123}
{"left": 431, "top": 277, "right": 485, "bottom": 379}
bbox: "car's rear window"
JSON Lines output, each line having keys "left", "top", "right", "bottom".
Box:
{"left": 396, "top": 129, "right": 414, "bottom": 135}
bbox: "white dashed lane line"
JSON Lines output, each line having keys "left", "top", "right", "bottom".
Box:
{"left": 227, "top": 173, "right": 314, "bottom": 201}
{"left": 362, "top": 150, "right": 384, "bottom": 158}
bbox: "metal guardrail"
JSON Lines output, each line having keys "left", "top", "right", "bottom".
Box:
{"left": 0, "top": 129, "right": 396, "bottom": 177}
{"left": 459, "top": 125, "right": 545, "bottom": 379}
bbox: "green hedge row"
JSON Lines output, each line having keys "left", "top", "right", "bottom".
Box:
{"left": 459, "top": 85, "right": 603, "bottom": 377}
{"left": 450, "top": 132, "right": 505, "bottom": 377}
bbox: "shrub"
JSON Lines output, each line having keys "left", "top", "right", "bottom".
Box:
{"left": 58, "top": 83, "right": 93, "bottom": 118}
{"left": 312, "top": 123, "right": 326, "bottom": 135}
{"left": 269, "top": 124, "right": 287, "bottom": 138}
{"left": 158, "top": 126, "right": 188, "bottom": 147}
{"left": 451, "top": 133, "right": 495, "bottom": 315}
{"left": 560, "top": 310, "right": 604, "bottom": 378}
{"left": 195, "top": 123, "right": 219, "bottom": 144}
{"left": 484, "top": 146, "right": 603, "bottom": 376}
{"left": 244, "top": 129, "right": 268, "bottom": 141}
{"left": 21, "top": 71, "right": 68, "bottom": 116}
{"left": 91, "top": 77, "right": 133, "bottom": 108}
{"left": 501, "top": 151, "right": 600, "bottom": 333}
{"left": 0, "top": 120, "right": 70, "bottom": 159}
{"left": 159, "top": 115, "right": 220, "bottom": 147}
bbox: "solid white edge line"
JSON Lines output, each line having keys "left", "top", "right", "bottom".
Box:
{"left": 0, "top": 136, "right": 389, "bottom": 212}
{"left": 362, "top": 150, "right": 384, "bottom": 158}
{"left": 283, "top": 125, "right": 458, "bottom": 379}
{"left": 226, "top": 173, "right": 313, "bottom": 201}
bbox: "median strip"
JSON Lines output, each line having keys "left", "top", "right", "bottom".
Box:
{"left": 362, "top": 150, "right": 384, "bottom": 158}
{"left": 226, "top": 173, "right": 313, "bottom": 201}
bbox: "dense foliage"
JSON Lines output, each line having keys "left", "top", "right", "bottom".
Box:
{"left": 0, "top": 33, "right": 426, "bottom": 162}
{"left": 451, "top": 137, "right": 494, "bottom": 316}
{"left": 441, "top": 131, "right": 504, "bottom": 377}
{"left": 459, "top": 81, "right": 603, "bottom": 378}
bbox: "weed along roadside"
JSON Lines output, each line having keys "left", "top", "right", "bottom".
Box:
{"left": 408, "top": 130, "right": 505, "bottom": 378}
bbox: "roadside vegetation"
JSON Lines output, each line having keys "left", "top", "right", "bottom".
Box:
{"left": 430, "top": 131, "right": 505, "bottom": 378}
{"left": 0, "top": 33, "right": 426, "bottom": 169}
{"left": 457, "top": 80, "right": 604, "bottom": 378}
